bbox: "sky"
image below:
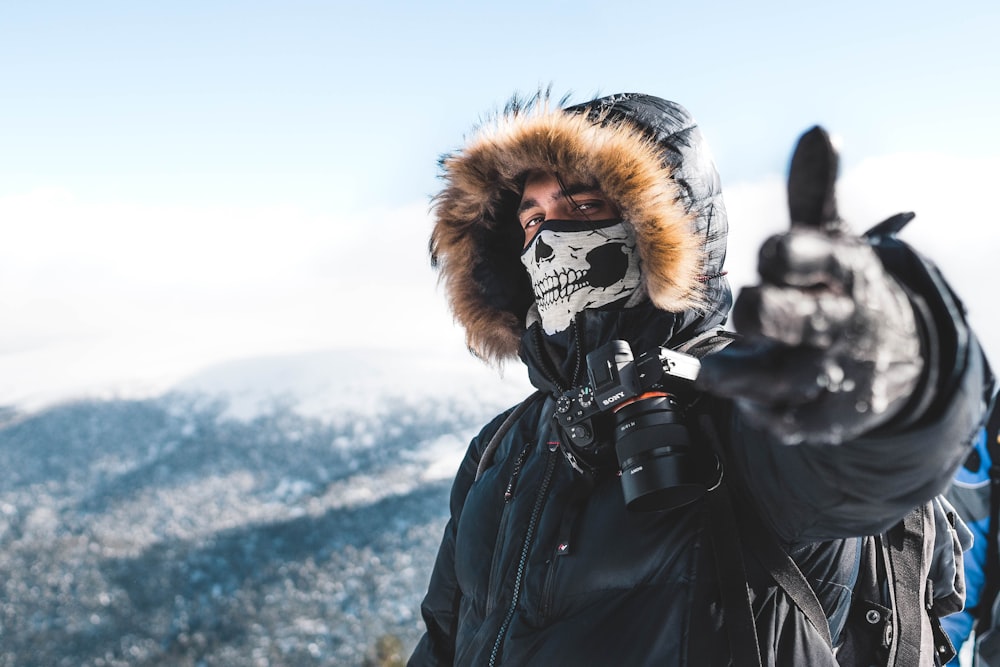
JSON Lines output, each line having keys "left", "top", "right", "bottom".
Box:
{"left": 1, "top": 1, "right": 998, "bottom": 409}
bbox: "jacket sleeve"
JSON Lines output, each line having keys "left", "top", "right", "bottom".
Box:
{"left": 726, "top": 235, "right": 994, "bottom": 543}
{"left": 407, "top": 410, "right": 510, "bottom": 666}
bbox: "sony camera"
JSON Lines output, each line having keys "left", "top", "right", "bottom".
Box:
{"left": 554, "top": 340, "right": 714, "bottom": 512}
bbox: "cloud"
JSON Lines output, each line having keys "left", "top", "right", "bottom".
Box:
{"left": 1, "top": 151, "right": 997, "bottom": 408}
{"left": 0, "top": 192, "right": 458, "bottom": 407}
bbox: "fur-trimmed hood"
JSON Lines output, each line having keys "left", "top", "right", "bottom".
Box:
{"left": 430, "top": 92, "right": 732, "bottom": 364}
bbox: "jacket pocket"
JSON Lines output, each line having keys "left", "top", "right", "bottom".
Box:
{"left": 485, "top": 502, "right": 512, "bottom": 616}
{"left": 539, "top": 546, "right": 563, "bottom": 622}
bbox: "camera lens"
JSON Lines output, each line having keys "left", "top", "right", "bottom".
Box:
{"left": 613, "top": 395, "right": 706, "bottom": 512}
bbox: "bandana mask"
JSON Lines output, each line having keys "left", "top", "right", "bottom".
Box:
{"left": 520, "top": 218, "right": 644, "bottom": 334}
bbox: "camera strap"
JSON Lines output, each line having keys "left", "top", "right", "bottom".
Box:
{"left": 672, "top": 327, "right": 739, "bottom": 357}
{"left": 705, "top": 478, "right": 763, "bottom": 667}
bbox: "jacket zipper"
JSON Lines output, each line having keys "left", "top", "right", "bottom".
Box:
{"left": 530, "top": 325, "right": 568, "bottom": 394}
{"left": 505, "top": 442, "right": 533, "bottom": 502}
{"left": 486, "top": 442, "right": 535, "bottom": 610}
{"left": 488, "top": 445, "right": 558, "bottom": 667}
{"left": 570, "top": 313, "right": 585, "bottom": 386}
{"left": 530, "top": 315, "right": 586, "bottom": 392}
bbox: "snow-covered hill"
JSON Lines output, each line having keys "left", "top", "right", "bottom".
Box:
{"left": 0, "top": 348, "right": 534, "bottom": 667}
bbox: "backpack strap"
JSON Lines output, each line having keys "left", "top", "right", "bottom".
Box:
{"left": 882, "top": 501, "right": 960, "bottom": 666}
{"left": 882, "top": 504, "right": 930, "bottom": 665}
{"left": 474, "top": 390, "right": 545, "bottom": 482}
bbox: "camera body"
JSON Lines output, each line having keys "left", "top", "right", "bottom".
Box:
{"left": 554, "top": 340, "right": 712, "bottom": 512}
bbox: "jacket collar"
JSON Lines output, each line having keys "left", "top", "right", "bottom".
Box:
{"left": 518, "top": 301, "right": 728, "bottom": 395}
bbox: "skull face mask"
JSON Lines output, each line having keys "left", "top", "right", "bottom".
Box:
{"left": 520, "top": 218, "right": 644, "bottom": 334}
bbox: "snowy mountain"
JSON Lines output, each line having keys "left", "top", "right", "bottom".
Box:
{"left": 172, "top": 346, "right": 534, "bottom": 421}
{"left": 0, "top": 348, "right": 534, "bottom": 667}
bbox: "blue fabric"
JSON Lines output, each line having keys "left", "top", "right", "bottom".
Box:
{"left": 943, "top": 426, "right": 990, "bottom": 663}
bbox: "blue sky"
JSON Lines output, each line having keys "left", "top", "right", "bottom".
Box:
{"left": 1, "top": 1, "right": 998, "bottom": 407}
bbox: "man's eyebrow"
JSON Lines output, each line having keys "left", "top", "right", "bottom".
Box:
{"left": 560, "top": 182, "right": 602, "bottom": 199}
{"left": 517, "top": 183, "right": 603, "bottom": 215}
{"left": 517, "top": 196, "right": 539, "bottom": 215}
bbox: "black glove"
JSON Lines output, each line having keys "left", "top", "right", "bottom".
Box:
{"left": 696, "top": 127, "right": 924, "bottom": 444}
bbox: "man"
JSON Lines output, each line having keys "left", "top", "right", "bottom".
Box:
{"left": 409, "top": 92, "right": 990, "bottom": 665}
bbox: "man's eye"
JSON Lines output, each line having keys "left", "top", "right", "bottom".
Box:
{"left": 523, "top": 215, "right": 544, "bottom": 229}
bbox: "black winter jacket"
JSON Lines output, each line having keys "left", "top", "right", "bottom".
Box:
{"left": 410, "top": 93, "right": 989, "bottom": 666}
{"left": 410, "top": 316, "right": 985, "bottom": 665}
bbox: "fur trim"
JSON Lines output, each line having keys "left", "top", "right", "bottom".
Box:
{"left": 431, "top": 96, "right": 709, "bottom": 364}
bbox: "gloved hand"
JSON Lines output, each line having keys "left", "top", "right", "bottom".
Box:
{"left": 696, "top": 127, "right": 924, "bottom": 444}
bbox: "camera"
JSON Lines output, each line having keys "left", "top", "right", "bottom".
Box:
{"left": 553, "top": 340, "right": 715, "bottom": 512}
